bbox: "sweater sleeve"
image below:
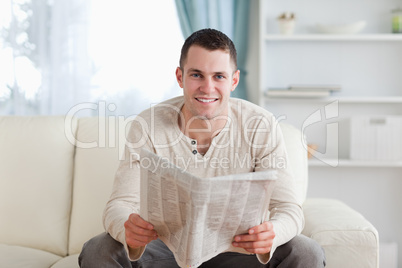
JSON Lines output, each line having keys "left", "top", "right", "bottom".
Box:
{"left": 253, "top": 115, "right": 304, "bottom": 264}
{"left": 102, "top": 118, "right": 153, "bottom": 261}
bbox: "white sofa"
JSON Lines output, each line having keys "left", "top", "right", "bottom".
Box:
{"left": 0, "top": 116, "right": 379, "bottom": 268}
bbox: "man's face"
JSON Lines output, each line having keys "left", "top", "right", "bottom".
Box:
{"left": 176, "top": 45, "right": 239, "bottom": 121}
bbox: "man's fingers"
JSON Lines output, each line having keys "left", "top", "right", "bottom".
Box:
{"left": 125, "top": 220, "right": 157, "bottom": 237}
{"left": 125, "top": 226, "right": 157, "bottom": 249}
{"left": 126, "top": 213, "right": 157, "bottom": 236}
{"left": 232, "top": 240, "right": 272, "bottom": 249}
{"left": 232, "top": 221, "right": 275, "bottom": 254}
{"left": 129, "top": 213, "right": 154, "bottom": 230}
{"left": 248, "top": 221, "right": 273, "bottom": 235}
{"left": 232, "top": 239, "right": 273, "bottom": 255}
{"left": 233, "top": 221, "right": 275, "bottom": 243}
{"left": 234, "top": 231, "right": 274, "bottom": 243}
{"left": 124, "top": 213, "right": 158, "bottom": 249}
{"left": 125, "top": 225, "right": 157, "bottom": 240}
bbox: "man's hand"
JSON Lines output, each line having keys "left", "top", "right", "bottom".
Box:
{"left": 232, "top": 221, "right": 275, "bottom": 254}
{"left": 124, "top": 213, "right": 158, "bottom": 249}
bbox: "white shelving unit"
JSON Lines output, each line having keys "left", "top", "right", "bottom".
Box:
{"left": 263, "top": 97, "right": 402, "bottom": 164}
{"left": 264, "top": 96, "right": 402, "bottom": 104}
{"left": 308, "top": 158, "right": 402, "bottom": 168}
{"left": 258, "top": 0, "right": 402, "bottom": 165}
{"left": 265, "top": 34, "right": 402, "bottom": 41}
{"left": 250, "top": 0, "right": 402, "bottom": 266}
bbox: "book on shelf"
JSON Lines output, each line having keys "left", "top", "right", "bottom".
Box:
{"left": 265, "top": 88, "right": 331, "bottom": 98}
{"left": 265, "top": 84, "right": 341, "bottom": 98}
{"left": 289, "top": 84, "right": 342, "bottom": 92}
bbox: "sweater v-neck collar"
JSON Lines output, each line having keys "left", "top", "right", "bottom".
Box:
{"left": 173, "top": 99, "right": 232, "bottom": 159}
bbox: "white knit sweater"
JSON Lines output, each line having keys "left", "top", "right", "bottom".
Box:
{"left": 103, "top": 96, "right": 303, "bottom": 264}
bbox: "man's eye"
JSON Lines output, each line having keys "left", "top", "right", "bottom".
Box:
{"left": 191, "top": 74, "right": 200, "bottom": 78}
{"left": 216, "top": 75, "right": 224, "bottom": 79}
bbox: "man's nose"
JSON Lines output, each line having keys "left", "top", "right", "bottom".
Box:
{"left": 200, "top": 78, "right": 214, "bottom": 93}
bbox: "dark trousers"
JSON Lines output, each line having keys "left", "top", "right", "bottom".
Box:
{"left": 79, "top": 232, "right": 326, "bottom": 268}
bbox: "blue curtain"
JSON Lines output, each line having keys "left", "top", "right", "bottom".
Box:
{"left": 175, "top": 0, "right": 250, "bottom": 100}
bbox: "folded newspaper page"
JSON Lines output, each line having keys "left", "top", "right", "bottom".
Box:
{"left": 139, "top": 149, "right": 277, "bottom": 268}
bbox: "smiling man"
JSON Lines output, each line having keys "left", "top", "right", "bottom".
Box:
{"left": 177, "top": 40, "right": 238, "bottom": 120}
{"left": 176, "top": 37, "right": 239, "bottom": 155}
{"left": 79, "top": 28, "right": 326, "bottom": 268}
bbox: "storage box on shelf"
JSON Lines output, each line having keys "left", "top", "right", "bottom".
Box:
{"left": 350, "top": 116, "right": 402, "bottom": 161}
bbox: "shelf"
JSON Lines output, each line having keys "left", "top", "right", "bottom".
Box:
{"left": 309, "top": 159, "right": 402, "bottom": 167}
{"left": 264, "top": 96, "right": 402, "bottom": 104}
{"left": 264, "top": 34, "right": 402, "bottom": 41}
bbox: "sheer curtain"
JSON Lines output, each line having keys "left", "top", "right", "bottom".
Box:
{"left": 0, "top": 0, "right": 183, "bottom": 116}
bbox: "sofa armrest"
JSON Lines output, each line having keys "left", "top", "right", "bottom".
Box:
{"left": 302, "top": 198, "right": 379, "bottom": 268}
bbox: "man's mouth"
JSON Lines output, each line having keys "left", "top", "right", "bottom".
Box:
{"left": 195, "top": 98, "right": 218, "bottom": 103}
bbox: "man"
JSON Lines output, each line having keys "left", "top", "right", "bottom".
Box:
{"left": 79, "top": 28, "right": 325, "bottom": 267}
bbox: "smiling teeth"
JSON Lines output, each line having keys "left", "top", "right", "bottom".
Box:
{"left": 197, "top": 98, "right": 216, "bottom": 103}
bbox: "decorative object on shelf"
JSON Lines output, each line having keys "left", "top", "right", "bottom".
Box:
{"left": 277, "top": 12, "right": 295, "bottom": 35}
{"left": 391, "top": 7, "right": 402, "bottom": 33}
{"left": 265, "top": 84, "right": 341, "bottom": 98}
{"left": 307, "top": 144, "right": 318, "bottom": 159}
{"left": 350, "top": 116, "right": 402, "bottom": 161}
{"left": 315, "top": 20, "right": 366, "bottom": 34}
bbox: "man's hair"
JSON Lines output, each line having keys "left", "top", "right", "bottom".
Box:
{"left": 179, "top": 28, "right": 237, "bottom": 71}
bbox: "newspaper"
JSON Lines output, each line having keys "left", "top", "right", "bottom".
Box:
{"left": 139, "top": 149, "right": 277, "bottom": 268}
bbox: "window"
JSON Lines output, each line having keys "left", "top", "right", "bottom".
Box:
{"left": 0, "top": 0, "right": 184, "bottom": 116}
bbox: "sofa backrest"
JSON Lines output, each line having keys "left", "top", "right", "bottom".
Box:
{"left": 67, "top": 119, "right": 309, "bottom": 256}
{"left": 0, "top": 116, "right": 308, "bottom": 257}
{"left": 0, "top": 116, "right": 76, "bottom": 257}
{"left": 279, "top": 123, "right": 308, "bottom": 204}
{"left": 67, "top": 117, "right": 127, "bottom": 255}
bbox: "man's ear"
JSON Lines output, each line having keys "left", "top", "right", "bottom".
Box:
{"left": 176, "top": 67, "right": 183, "bottom": 88}
{"left": 231, "top": 69, "right": 240, "bottom": 92}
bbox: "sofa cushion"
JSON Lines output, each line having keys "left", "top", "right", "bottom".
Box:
{"left": 68, "top": 117, "right": 123, "bottom": 254}
{"left": 0, "top": 116, "right": 77, "bottom": 256}
{"left": 50, "top": 254, "right": 79, "bottom": 268}
{"left": 0, "top": 244, "right": 62, "bottom": 268}
{"left": 302, "top": 198, "right": 379, "bottom": 268}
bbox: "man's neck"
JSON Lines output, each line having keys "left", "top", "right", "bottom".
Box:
{"left": 179, "top": 110, "right": 228, "bottom": 155}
